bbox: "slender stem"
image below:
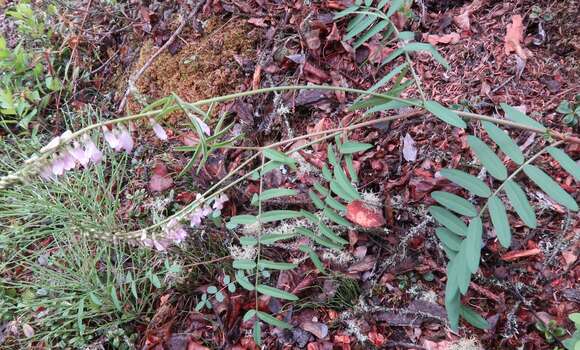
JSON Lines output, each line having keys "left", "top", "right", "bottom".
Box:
{"left": 479, "top": 140, "right": 563, "bottom": 214}
{"left": 255, "top": 152, "right": 265, "bottom": 311}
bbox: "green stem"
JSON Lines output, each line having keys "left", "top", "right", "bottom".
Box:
{"left": 255, "top": 152, "right": 265, "bottom": 312}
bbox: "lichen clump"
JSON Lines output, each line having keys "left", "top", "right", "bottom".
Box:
{"left": 128, "top": 18, "right": 257, "bottom": 114}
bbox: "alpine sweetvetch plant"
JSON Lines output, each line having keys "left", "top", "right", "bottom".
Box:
{"left": 430, "top": 106, "right": 579, "bottom": 331}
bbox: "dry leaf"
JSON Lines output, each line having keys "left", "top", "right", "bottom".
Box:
{"left": 148, "top": 163, "right": 173, "bottom": 192}
{"left": 501, "top": 248, "right": 541, "bottom": 261}
{"left": 424, "top": 32, "right": 460, "bottom": 45}
{"left": 504, "top": 15, "right": 528, "bottom": 59}
{"left": 403, "top": 133, "right": 417, "bottom": 162}
{"left": 346, "top": 200, "right": 385, "bottom": 228}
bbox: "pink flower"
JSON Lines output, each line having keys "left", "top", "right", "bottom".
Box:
{"left": 213, "top": 194, "right": 228, "bottom": 211}
{"left": 51, "top": 157, "right": 65, "bottom": 176}
{"left": 82, "top": 136, "right": 103, "bottom": 163}
{"left": 69, "top": 143, "right": 89, "bottom": 167}
{"left": 61, "top": 152, "right": 76, "bottom": 171}
{"left": 194, "top": 117, "right": 211, "bottom": 136}
{"left": 117, "top": 126, "right": 134, "bottom": 153}
{"left": 150, "top": 119, "right": 168, "bottom": 141}
{"left": 103, "top": 126, "right": 120, "bottom": 150}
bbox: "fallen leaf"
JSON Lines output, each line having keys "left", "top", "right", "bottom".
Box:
{"left": 247, "top": 18, "right": 267, "bottom": 28}
{"left": 22, "top": 324, "right": 34, "bottom": 338}
{"left": 504, "top": 15, "right": 528, "bottom": 59}
{"left": 149, "top": 163, "right": 173, "bottom": 192}
{"left": 346, "top": 200, "right": 385, "bottom": 228}
{"left": 424, "top": 32, "right": 460, "bottom": 45}
{"left": 403, "top": 133, "right": 417, "bottom": 162}
{"left": 301, "top": 321, "right": 329, "bottom": 339}
{"left": 367, "top": 331, "right": 385, "bottom": 346}
{"left": 501, "top": 248, "right": 541, "bottom": 261}
{"left": 305, "top": 29, "right": 321, "bottom": 51}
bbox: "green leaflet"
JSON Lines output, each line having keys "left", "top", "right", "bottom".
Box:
{"left": 386, "top": 0, "right": 405, "bottom": 17}
{"left": 322, "top": 165, "right": 333, "bottom": 182}
{"left": 523, "top": 165, "right": 578, "bottom": 211}
{"left": 323, "top": 207, "right": 353, "bottom": 228}
{"left": 482, "top": 121, "right": 525, "bottom": 165}
{"left": 431, "top": 191, "right": 478, "bottom": 217}
{"left": 440, "top": 169, "right": 492, "bottom": 198}
{"left": 334, "top": 5, "right": 359, "bottom": 19}
{"left": 334, "top": 166, "right": 361, "bottom": 200}
{"left": 235, "top": 270, "right": 255, "bottom": 291}
{"left": 464, "top": 217, "right": 482, "bottom": 274}
{"left": 256, "top": 311, "right": 291, "bottom": 329}
{"left": 253, "top": 321, "right": 261, "bottom": 345}
{"left": 319, "top": 223, "right": 349, "bottom": 245}
{"left": 368, "top": 63, "right": 408, "bottom": 93}
{"left": 487, "top": 196, "right": 511, "bottom": 248}
{"left": 503, "top": 180, "right": 537, "bottom": 228}
{"left": 442, "top": 243, "right": 458, "bottom": 260}
{"left": 243, "top": 309, "right": 256, "bottom": 322}
{"left": 77, "top": 297, "right": 85, "bottom": 335}
{"left": 325, "top": 195, "right": 347, "bottom": 212}
{"left": 110, "top": 286, "right": 122, "bottom": 311}
{"left": 501, "top": 103, "right": 546, "bottom": 131}
{"left": 309, "top": 190, "right": 325, "bottom": 209}
{"left": 256, "top": 284, "right": 298, "bottom": 301}
{"left": 424, "top": 101, "right": 467, "bottom": 129}
{"left": 364, "top": 100, "right": 411, "bottom": 115}
{"left": 344, "top": 155, "right": 358, "bottom": 184}
{"left": 454, "top": 245, "right": 472, "bottom": 295}
{"left": 445, "top": 279, "right": 461, "bottom": 332}
{"left": 296, "top": 227, "right": 343, "bottom": 250}
{"left": 327, "top": 144, "right": 338, "bottom": 167}
{"left": 353, "top": 20, "right": 389, "bottom": 48}
{"left": 260, "top": 233, "right": 297, "bottom": 245}
{"left": 330, "top": 180, "right": 357, "bottom": 202}
{"left": 258, "top": 260, "right": 297, "bottom": 271}
{"left": 467, "top": 135, "right": 508, "bottom": 180}
{"left": 460, "top": 305, "right": 491, "bottom": 330}
{"left": 233, "top": 259, "right": 256, "bottom": 270}
{"left": 251, "top": 188, "right": 297, "bottom": 206}
{"left": 340, "top": 141, "right": 373, "bottom": 154}
{"left": 435, "top": 227, "right": 463, "bottom": 251}
{"left": 263, "top": 149, "right": 296, "bottom": 165}
{"left": 402, "top": 43, "right": 450, "bottom": 69}
{"left": 547, "top": 147, "right": 580, "bottom": 180}
{"left": 230, "top": 215, "right": 258, "bottom": 225}
{"left": 345, "top": 15, "right": 376, "bottom": 41}
{"left": 239, "top": 236, "right": 258, "bottom": 246}
{"left": 429, "top": 206, "right": 468, "bottom": 236}
{"left": 398, "top": 31, "right": 415, "bottom": 41}
{"left": 299, "top": 245, "right": 325, "bottom": 273}
{"left": 260, "top": 210, "right": 302, "bottom": 223}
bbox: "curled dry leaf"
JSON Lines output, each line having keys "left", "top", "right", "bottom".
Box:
{"left": 504, "top": 15, "right": 528, "bottom": 59}
{"left": 424, "top": 32, "right": 460, "bottom": 45}
{"left": 346, "top": 200, "right": 385, "bottom": 228}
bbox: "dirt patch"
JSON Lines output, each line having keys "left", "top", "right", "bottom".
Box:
{"left": 127, "top": 17, "right": 258, "bottom": 114}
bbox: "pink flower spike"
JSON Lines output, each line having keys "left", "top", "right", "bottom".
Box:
{"left": 150, "top": 119, "right": 168, "bottom": 141}
{"left": 213, "top": 194, "right": 229, "bottom": 210}
{"left": 194, "top": 117, "right": 211, "bottom": 136}
{"left": 118, "top": 126, "right": 134, "bottom": 153}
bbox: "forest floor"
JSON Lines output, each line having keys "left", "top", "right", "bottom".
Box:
{"left": 0, "top": 0, "right": 578, "bottom": 349}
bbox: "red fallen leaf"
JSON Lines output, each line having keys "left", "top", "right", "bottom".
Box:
{"left": 501, "top": 248, "right": 541, "bottom": 261}
{"left": 247, "top": 18, "right": 267, "bottom": 28}
{"left": 367, "top": 331, "right": 385, "bottom": 346}
{"left": 303, "top": 61, "right": 331, "bottom": 83}
{"left": 148, "top": 163, "right": 173, "bottom": 192}
{"left": 187, "top": 341, "right": 210, "bottom": 350}
{"left": 346, "top": 200, "right": 385, "bottom": 228}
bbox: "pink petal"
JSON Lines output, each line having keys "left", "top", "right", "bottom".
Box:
{"left": 102, "top": 127, "right": 120, "bottom": 149}
{"left": 69, "top": 144, "right": 89, "bottom": 167}
{"left": 61, "top": 153, "right": 76, "bottom": 171}
{"left": 118, "top": 126, "right": 134, "bottom": 153}
{"left": 194, "top": 117, "right": 211, "bottom": 136}
{"left": 150, "top": 119, "right": 168, "bottom": 141}
{"left": 51, "top": 158, "right": 65, "bottom": 176}
{"left": 83, "top": 137, "right": 102, "bottom": 163}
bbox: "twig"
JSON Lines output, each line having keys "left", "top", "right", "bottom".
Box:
{"left": 115, "top": 1, "right": 205, "bottom": 114}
